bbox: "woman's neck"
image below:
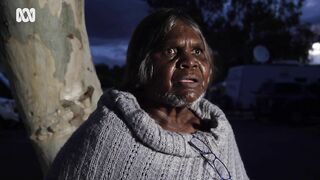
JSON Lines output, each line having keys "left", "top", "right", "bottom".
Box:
{"left": 136, "top": 93, "right": 201, "bottom": 133}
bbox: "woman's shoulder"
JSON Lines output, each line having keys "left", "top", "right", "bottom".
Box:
{"left": 46, "top": 95, "right": 129, "bottom": 179}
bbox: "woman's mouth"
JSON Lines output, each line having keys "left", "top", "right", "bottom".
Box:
{"left": 179, "top": 78, "right": 198, "bottom": 83}
{"left": 175, "top": 76, "right": 200, "bottom": 88}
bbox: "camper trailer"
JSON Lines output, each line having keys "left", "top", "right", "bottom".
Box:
{"left": 224, "top": 64, "right": 320, "bottom": 111}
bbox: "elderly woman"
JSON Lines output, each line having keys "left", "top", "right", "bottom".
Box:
{"left": 46, "top": 9, "right": 248, "bottom": 180}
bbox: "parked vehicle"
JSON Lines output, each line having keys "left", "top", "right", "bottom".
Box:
{"left": 224, "top": 64, "right": 320, "bottom": 110}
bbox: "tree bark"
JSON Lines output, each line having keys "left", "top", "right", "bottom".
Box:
{"left": 0, "top": 0, "right": 102, "bottom": 173}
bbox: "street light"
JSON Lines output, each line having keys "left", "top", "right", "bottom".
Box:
{"left": 308, "top": 42, "right": 320, "bottom": 64}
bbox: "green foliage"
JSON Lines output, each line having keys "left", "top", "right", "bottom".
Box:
{"left": 144, "top": 0, "right": 316, "bottom": 80}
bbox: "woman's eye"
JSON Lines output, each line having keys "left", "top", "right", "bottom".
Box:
{"left": 164, "top": 48, "right": 177, "bottom": 56}
{"left": 193, "top": 49, "right": 202, "bottom": 55}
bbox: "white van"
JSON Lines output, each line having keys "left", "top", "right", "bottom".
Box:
{"left": 224, "top": 64, "right": 320, "bottom": 110}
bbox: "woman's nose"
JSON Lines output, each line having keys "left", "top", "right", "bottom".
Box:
{"left": 178, "top": 53, "right": 198, "bottom": 69}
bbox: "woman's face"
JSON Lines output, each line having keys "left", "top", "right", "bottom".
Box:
{"left": 144, "top": 20, "right": 212, "bottom": 106}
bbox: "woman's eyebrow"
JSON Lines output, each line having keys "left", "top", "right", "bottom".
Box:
{"left": 161, "top": 39, "right": 204, "bottom": 47}
{"left": 192, "top": 41, "right": 205, "bottom": 48}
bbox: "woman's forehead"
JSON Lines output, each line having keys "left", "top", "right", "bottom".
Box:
{"left": 167, "top": 20, "right": 199, "bottom": 34}
{"left": 162, "top": 21, "right": 203, "bottom": 42}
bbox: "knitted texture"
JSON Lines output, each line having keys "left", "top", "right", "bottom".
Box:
{"left": 46, "top": 89, "right": 249, "bottom": 180}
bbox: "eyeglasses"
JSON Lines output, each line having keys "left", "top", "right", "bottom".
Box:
{"left": 188, "top": 135, "right": 232, "bottom": 180}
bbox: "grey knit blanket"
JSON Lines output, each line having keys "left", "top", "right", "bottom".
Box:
{"left": 46, "top": 89, "right": 249, "bottom": 180}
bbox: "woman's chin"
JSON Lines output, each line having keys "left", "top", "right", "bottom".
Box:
{"left": 176, "top": 91, "right": 202, "bottom": 102}
{"left": 159, "top": 92, "right": 202, "bottom": 107}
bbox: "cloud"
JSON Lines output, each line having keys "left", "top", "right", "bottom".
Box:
{"left": 90, "top": 38, "right": 128, "bottom": 67}
{"left": 85, "top": 0, "right": 148, "bottom": 39}
{"left": 301, "top": 0, "right": 320, "bottom": 23}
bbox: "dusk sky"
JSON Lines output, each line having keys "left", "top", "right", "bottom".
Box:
{"left": 85, "top": 0, "right": 320, "bottom": 66}
{"left": 85, "top": 0, "right": 148, "bottom": 40}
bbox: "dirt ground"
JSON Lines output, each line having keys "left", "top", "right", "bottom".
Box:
{"left": 230, "top": 117, "right": 320, "bottom": 180}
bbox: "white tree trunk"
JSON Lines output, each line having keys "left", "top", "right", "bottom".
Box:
{"left": 0, "top": 0, "right": 102, "bottom": 173}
